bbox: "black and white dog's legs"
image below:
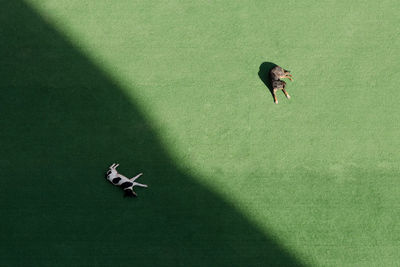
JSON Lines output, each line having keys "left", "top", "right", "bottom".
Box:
{"left": 131, "top": 173, "right": 147, "bottom": 188}
{"left": 132, "top": 182, "right": 147, "bottom": 188}
{"left": 130, "top": 173, "right": 143, "bottom": 182}
{"left": 111, "top": 163, "right": 119, "bottom": 169}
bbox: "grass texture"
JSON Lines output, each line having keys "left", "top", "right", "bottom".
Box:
{"left": 1, "top": 0, "right": 399, "bottom": 266}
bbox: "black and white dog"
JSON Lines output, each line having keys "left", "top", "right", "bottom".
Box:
{"left": 106, "top": 163, "right": 147, "bottom": 197}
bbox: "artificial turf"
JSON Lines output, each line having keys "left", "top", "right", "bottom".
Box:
{"left": 1, "top": 0, "right": 399, "bottom": 266}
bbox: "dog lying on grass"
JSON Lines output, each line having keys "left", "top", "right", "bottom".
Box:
{"left": 106, "top": 163, "right": 147, "bottom": 197}
{"left": 269, "top": 66, "right": 294, "bottom": 104}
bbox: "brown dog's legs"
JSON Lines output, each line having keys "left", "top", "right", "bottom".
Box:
{"left": 273, "top": 89, "right": 278, "bottom": 104}
{"left": 285, "top": 75, "right": 293, "bottom": 81}
{"left": 282, "top": 89, "right": 291, "bottom": 99}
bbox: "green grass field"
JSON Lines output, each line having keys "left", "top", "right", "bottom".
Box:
{"left": 1, "top": 0, "right": 400, "bottom": 266}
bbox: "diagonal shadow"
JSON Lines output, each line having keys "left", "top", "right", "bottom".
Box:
{"left": 0, "top": 1, "right": 304, "bottom": 266}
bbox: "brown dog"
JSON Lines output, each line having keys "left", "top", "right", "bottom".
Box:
{"left": 269, "top": 66, "right": 293, "bottom": 104}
